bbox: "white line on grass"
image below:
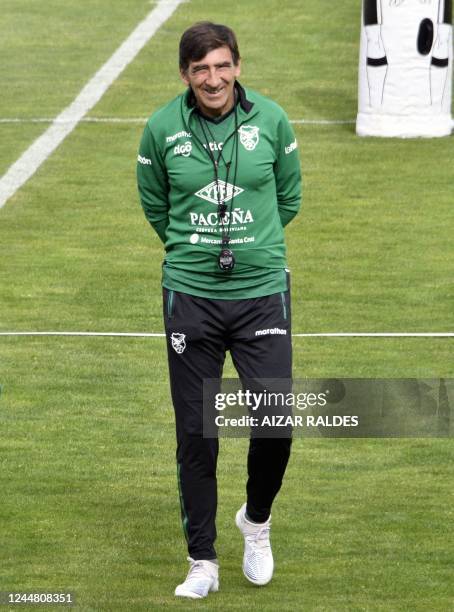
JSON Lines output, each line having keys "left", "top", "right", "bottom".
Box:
{"left": 0, "top": 117, "right": 356, "bottom": 125}
{"left": 0, "top": 332, "right": 165, "bottom": 337}
{"left": 0, "top": 332, "right": 453, "bottom": 338}
{"left": 0, "top": 118, "right": 149, "bottom": 124}
{"left": 292, "top": 333, "right": 454, "bottom": 337}
{"left": 0, "top": 0, "right": 185, "bottom": 209}
{"left": 291, "top": 119, "right": 355, "bottom": 125}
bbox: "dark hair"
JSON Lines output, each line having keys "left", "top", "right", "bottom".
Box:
{"left": 179, "top": 22, "right": 240, "bottom": 72}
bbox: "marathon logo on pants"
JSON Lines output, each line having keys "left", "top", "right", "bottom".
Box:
{"left": 171, "top": 333, "right": 186, "bottom": 353}
{"left": 255, "top": 328, "right": 287, "bottom": 337}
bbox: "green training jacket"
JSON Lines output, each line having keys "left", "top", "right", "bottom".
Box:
{"left": 137, "top": 82, "right": 302, "bottom": 299}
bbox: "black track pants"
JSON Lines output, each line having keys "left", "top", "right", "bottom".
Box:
{"left": 163, "top": 288, "right": 292, "bottom": 560}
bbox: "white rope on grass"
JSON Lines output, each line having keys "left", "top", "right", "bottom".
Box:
{"left": 0, "top": 332, "right": 453, "bottom": 338}
{"left": 290, "top": 119, "right": 355, "bottom": 125}
{"left": 0, "top": 331, "right": 165, "bottom": 337}
{"left": 0, "top": 117, "right": 149, "bottom": 124}
{"left": 0, "top": 117, "right": 356, "bottom": 126}
{"left": 293, "top": 332, "right": 454, "bottom": 337}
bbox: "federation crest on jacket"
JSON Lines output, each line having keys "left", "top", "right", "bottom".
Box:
{"left": 238, "top": 125, "right": 260, "bottom": 151}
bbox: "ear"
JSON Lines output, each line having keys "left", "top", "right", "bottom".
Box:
{"left": 180, "top": 69, "right": 190, "bottom": 86}
{"left": 234, "top": 59, "right": 241, "bottom": 78}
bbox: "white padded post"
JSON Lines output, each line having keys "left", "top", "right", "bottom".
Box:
{"left": 357, "top": 0, "right": 453, "bottom": 137}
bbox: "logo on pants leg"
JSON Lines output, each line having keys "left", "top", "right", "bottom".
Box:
{"left": 255, "top": 328, "right": 287, "bottom": 336}
{"left": 171, "top": 333, "right": 186, "bottom": 354}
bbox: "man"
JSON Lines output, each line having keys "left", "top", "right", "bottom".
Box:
{"left": 137, "top": 22, "right": 301, "bottom": 599}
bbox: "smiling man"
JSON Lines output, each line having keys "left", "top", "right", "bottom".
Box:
{"left": 137, "top": 22, "right": 302, "bottom": 599}
{"left": 181, "top": 46, "right": 240, "bottom": 117}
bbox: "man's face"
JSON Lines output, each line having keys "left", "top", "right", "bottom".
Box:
{"left": 181, "top": 46, "right": 241, "bottom": 118}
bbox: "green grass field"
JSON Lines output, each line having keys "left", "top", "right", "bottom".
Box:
{"left": 1, "top": 1, "right": 454, "bottom": 610}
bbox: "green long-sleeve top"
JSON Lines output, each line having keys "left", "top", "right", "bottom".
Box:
{"left": 137, "top": 82, "right": 302, "bottom": 299}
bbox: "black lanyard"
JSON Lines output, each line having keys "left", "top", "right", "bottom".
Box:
{"left": 197, "top": 105, "right": 239, "bottom": 270}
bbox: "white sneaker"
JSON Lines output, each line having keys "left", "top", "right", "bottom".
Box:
{"left": 174, "top": 557, "right": 219, "bottom": 599}
{"left": 235, "top": 503, "right": 274, "bottom": 585}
